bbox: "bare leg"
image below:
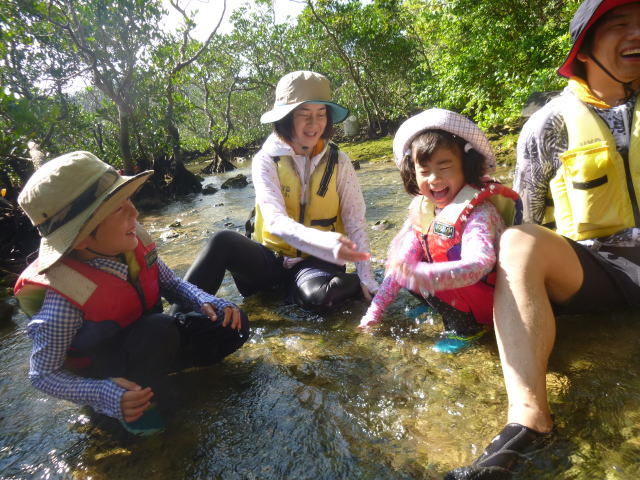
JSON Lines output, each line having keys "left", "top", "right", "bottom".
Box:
{"left": 494, "top": 224, "right": 584, "bottom": 433}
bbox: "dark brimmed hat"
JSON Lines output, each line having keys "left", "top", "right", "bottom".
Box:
{"left": 558, "top": 0, "right": 640, "bottom": 78}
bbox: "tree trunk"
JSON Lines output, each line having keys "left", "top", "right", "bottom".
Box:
{"left": 166, "top": 81, "right": 183, "bottom": 165}
{"left": 27, "top": 141, "right": 45, "bottom": 170}
{"left": 306, "top": 1, "right": 381, "bottom": 137}
{"left": 171, "top": 157, "right": 202, "bottom": 195}
{"left": 201, "top": 146, "right": 235, "bottom": 174}
{"left": 93, "top": 123, "right": 105, "bottom": 156}
{"left": 117, "top": 104, "right": 134, "bottom": 174}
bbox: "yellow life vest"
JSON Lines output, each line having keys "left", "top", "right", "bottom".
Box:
{"left": 545, "top": 93, "right": 640, "bottom": 240}
{"left": 253, "top": 143, "right": 344, "bottom": 257}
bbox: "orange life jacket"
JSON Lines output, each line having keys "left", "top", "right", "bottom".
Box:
{"left": 14, "top": 230, "right": 160, "bottom": 367}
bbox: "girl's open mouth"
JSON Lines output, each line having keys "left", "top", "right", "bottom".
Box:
{"left": 431, "top": 187, "right": 449, "bottom": 200}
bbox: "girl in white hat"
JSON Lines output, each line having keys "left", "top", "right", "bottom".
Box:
{"left": 178, "top": 71, "right": 378, "bottom": 311}
{"left": 359, "top": 109, "right": 522, "bottom": 353}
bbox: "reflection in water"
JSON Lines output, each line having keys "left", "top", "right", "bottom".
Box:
{"left": 1, "top": 161, "right": 640, "bottom": 479}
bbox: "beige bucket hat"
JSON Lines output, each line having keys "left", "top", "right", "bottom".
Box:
{"left": 392, "top": 108, "right": 496, "bottom": 174}
{"left": 260, "top": 71, "right": 349, "bottom": 124}
{"left": 18, "top": 151, "right": 153, "bottom": 273}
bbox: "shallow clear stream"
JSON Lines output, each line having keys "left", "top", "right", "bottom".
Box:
{"left": 1, "top": 160, "right": 639, "bottom": 479}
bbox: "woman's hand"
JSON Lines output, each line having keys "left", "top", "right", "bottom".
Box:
{"left": 336, "top": 236, "right": 370, "bottom": 262}
{"left": 221, "top": 306, "right": 242, "bottom": 331}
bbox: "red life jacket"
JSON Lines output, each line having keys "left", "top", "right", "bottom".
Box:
{"left": 14, "top": 227, "right": 160, "bottom": 368}
{"left": 410, "top": 182, "right": 522, "bottom": 325}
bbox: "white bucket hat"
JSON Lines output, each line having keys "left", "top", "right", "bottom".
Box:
{"left": 392, "top": 109, "right": 496, "bottom": 174}
{"left": 18, "top": 151, "right": 153, "bottom": 273}
{"left": 260, "top": 71, "right": 349, "bottom": 124}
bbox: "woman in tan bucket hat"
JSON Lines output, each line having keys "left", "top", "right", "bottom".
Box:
{"left": 177, "top": 71, "right": 378, "bottom": 311}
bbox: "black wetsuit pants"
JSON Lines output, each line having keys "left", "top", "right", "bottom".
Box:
{"left": 176, "top": 230, "right": 361, "bottom": 311}
{"left": 79, "top": 311, "right": 249, "bottom": 410}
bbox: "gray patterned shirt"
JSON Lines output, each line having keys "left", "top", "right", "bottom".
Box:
{"left": 514, "top": 86, "right": 640, "bottom": 247}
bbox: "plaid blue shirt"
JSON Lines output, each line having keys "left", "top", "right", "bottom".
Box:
{"left": 27, "top": 256, "right": 235, "bottom": 421}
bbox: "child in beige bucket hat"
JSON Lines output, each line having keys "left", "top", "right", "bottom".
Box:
{"left": 176, "top": 71, "right": 379, "bottom": 313}
{"left": 17, "top": 151, "right": 152, "bottom": 273}
{"left": 14, "top": 151, "right": 249, "bottom": 436}
{"left": 359, "top": 109, "right": 522, "bottom": 354}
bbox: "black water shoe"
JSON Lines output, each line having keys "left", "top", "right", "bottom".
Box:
{"left": 443, "top": 423, "right": 553, "bottom": 479}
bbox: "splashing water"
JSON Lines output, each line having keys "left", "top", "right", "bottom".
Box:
{"left": 1, "top": 162, "right": 640, "bottom": 479}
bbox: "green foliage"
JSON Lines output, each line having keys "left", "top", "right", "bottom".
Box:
{"left": 340, "top": 136, "right": 394, "bottom": 163}
{"left": 406, "top": 0, "right": 580, "bottom": 129}
{"left": 1, "top": 0, "right": 585, "bottom": 174}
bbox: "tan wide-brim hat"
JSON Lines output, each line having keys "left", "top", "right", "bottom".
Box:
{"left": 392, "top": 109, "right": 496, "bottom": 174}
{"left": 18, "top": 151, "right": 153, "bottom": 273}
{"left": 260, "top": 70, "right": 349, "bottom": 124}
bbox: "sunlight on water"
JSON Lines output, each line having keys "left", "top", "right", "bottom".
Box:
{"left": 1, "top": 159, "right": 640, "bottom": 479}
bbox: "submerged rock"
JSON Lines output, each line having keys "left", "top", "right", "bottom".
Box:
{"left": 202, "top": 185, "right": 218, "bottom": 195}
{"left": 372, "top": 219, "right": 393, "bottom": 231}
{"left": 221, "top": 174, "right": 248, "bottom": 189}
{"left": 161, "top": 231, "right": 180, "bottom": 240}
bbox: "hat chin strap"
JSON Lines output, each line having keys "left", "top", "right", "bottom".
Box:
{"left": 85, "top": 246, "right": 121, "bottom": 259}
{"left": 589, "top": 53, "right": 638, "bottom": 100}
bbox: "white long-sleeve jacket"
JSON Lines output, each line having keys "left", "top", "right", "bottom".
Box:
{"left": 252, "top": 133, "right": 378, "bottom": 293}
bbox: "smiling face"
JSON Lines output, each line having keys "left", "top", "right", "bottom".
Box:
{"left": 578, "top": 3, "right": 640, "bottom": 84}
{"left": 75, "top": 198, "right": 139, "bottom": 257}
{"left": 290, "top": 103, "right": 328, "bottom": 155}
{"left": 414, "top": 145, "right": 465, "bottom": 209}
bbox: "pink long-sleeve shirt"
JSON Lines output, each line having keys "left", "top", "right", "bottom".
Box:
{"left": 360, "top": 199, "right": 505, "bottom": 327}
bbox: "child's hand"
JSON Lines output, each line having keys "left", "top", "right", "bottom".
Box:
{"left": 201, "top": 302, "right": 219, "bottom": 322}
{"left": 387, "top": 260, "right": 417, "bottom": 291}
{"left": 358, "top": 314, "right": 380, "bottom": 330}
{"left": 386, "top": 258, "right": 410, "bottom": 278}
{"left": 202, "top": 303, "right": 242, "bottom": 331}
{"left": 112, "top": 377, "right": 154, "bottom": 422}
{"left": 360, "top": 283, "right": 373, "bottom": 302}
{"left": 222, "top": 306, "right": 242, "bottom": 331}
{"left": 336, "top": 235, "right": 370, "bottom": 262}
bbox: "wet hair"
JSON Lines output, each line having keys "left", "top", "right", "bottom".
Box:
{"left": 574, "top": 25, "right": 597, "bottom": 79}
{"left": 575, "top": 8, "right": 613, "bottom": 79}
{"left": 399, "top": 129, "right": 485, "bottom": 196}
{"left": 273, "top": 104, "right": 334, "bottom": 143}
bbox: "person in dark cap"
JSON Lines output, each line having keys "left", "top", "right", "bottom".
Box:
{"left": 446, "top": 0, "right": 640, "bottom": 478}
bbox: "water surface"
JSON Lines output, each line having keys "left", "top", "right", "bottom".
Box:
{"left": 1, "top": 160, "right": 639, "bottom": 479}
